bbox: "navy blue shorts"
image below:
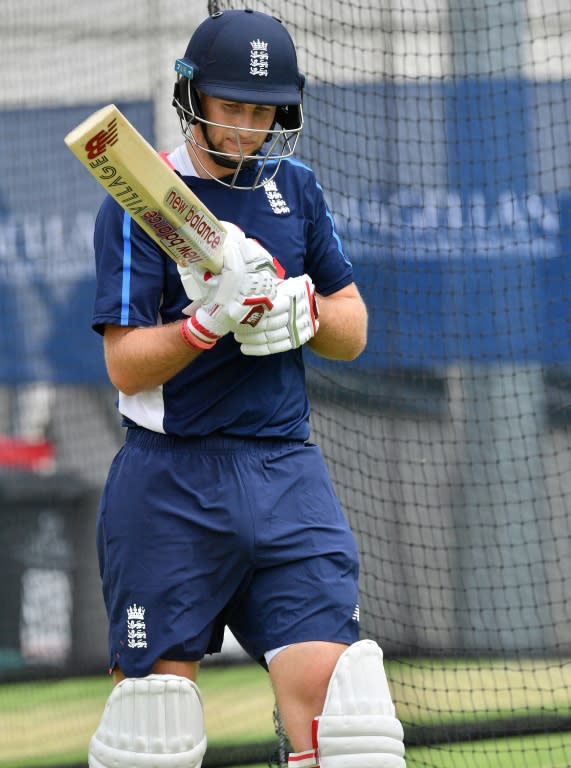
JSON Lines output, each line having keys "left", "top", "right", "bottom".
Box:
{"left": 96, "top": 428, "right": 360, "bottom": 676}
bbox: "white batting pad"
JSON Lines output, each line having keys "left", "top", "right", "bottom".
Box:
{"left": 316, "top": 639, "right": 406, "bottom": 768}
{"left": 88, "top": 674, "right": 207, "bottom": 768}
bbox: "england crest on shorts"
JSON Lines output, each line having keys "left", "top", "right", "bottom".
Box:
{"left": 127, "top": 603, "right": 148, "bottom": 649}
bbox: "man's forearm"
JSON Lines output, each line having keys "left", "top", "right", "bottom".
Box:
{"left": 103, "top": 323, "right": 200, "bottom": 396}
{"left": 308, "top": 290, "right": 368, "bottom": 361}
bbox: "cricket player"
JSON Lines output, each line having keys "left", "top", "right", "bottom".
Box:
{"left": 89, "top": 9, "right": 405, "bottom": 768}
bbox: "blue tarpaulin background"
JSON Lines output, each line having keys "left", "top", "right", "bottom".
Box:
{"left": 0, "top": 83, "right": 569, "bottom": 382}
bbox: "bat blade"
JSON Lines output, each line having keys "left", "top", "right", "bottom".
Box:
{"left": 64, "top": 104, "right": 225, "bottom": 272}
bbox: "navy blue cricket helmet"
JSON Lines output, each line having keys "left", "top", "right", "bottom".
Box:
{"left": 172, "top": 9, "right": 305, "bottom": 188}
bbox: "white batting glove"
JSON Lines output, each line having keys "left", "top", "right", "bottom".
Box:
{"left": 181, "top": 234, "right": 279, "bottom": 350}
{"left": 181, "top": 301, "right": 237, "bottom": 349}
{"left": 182, "top": 279, "right": 277, "bottom": 349}
{"left": 234, "top": 274, "right": 319, "bottom": 356}
{"left": 177, "top": 221, "right": 276, "bottom": 303}
{"left": 178, "top": 264, "right": 221, "bottom": 304}
{"left": 234, "top": 233, "right": 277, "bottom": 277}
{"left": 177, "top": 221, "right": 245, "bottom": 303}
{"left": 177, "top": 223, "right": 236, "bottom": 304}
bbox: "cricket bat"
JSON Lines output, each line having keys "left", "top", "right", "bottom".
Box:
{"left": 64, "top": 104, "right": 225, "bottom": 272}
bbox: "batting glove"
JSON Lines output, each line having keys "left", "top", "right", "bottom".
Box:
{"left": 177, "top": 221, "right": 276, "bottom": 303}
{"left": 181, "top": 236, "right": 279, "bottom": 350}
{"left": 234, "top": 274, "right": 319, "bottom": 356}
{"left": 177, "top": 221, "right": 245, "bottom": 303}
{"left": 181, "top": 301, "right": 238, "bottom": 350}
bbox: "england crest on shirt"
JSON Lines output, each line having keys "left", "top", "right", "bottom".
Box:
{"left": 263, "top": 179, "right": 290, "bottom": 214}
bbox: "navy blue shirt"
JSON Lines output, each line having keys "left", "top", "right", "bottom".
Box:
{"left": 92, "top": 152, "right": 354, "bottom": 439}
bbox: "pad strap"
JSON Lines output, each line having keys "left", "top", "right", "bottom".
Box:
{"left": 288, "top": 748, "right": 319, "bottom": 768}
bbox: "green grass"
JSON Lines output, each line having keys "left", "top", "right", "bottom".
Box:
{"left": 1, "top": 659, "right": 571, "bottom": 767}
{"left": 0, "top": 664, "right": 276, "bottom": 767}
{"left": 407, "top": 732, "right": 571, "bottom": 767}
{"left": 390, "top": 656, "right": 571, "bottom": 725}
